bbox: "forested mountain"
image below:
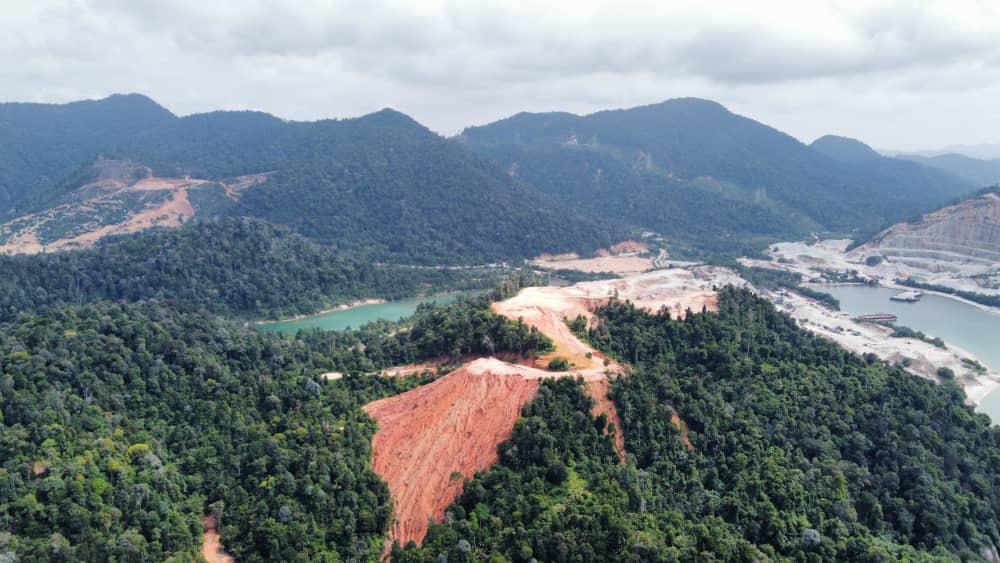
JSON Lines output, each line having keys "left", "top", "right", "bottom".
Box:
{"left": 898, "top": 153, "right": 1000, "bottom": 188}
{"left": 461, "top": 99, "right": 973, "bottom": 255}
{"left": 0, "top": 95, "right": 620, "bottom": 264}
{"left": 400, "top": 289, "right": 1000, "bottom": 562}
{"left": 2, "top": 94, "right": 980, "bottom": 263}
{"left": 0, "top": 218, "right": 502, "bottom": 322}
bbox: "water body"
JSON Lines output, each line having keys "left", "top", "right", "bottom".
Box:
{"left": 257, "top": 293, "right": 473, "bottom": 334}
{"left": 823, "top": 285, "right": 1000, "bottom": 424}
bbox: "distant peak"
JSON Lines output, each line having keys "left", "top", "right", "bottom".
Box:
{"left": 810, "top": 134, "right": 880, "bottom": 163}
{"left": 653, "top": 97, "right": 729, "bottom": 111}
{"left": 94, "top": 93, "right": 171, "bottom": 112}
{"left": 358, "top": 107, "right": 425, "bottom": 129}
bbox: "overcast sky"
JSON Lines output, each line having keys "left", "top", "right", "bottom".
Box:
{"left": 3, "top": 0, "right": 999, "bottom": 151}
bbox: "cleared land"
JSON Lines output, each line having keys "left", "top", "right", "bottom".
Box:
{"left": 531, "top": 240, "right": 654, "bottom": 275}
{"left": 745, "top": 240, "right": 1000, "bottom": 406}
{"left": 364, "top": 268, "right": 738, "bottom": 549}
{"left": 0, "top": 161, "right": 270, "bottom": 254}
{"left": 201, "top": 515, "right": 235, "bottom": 563}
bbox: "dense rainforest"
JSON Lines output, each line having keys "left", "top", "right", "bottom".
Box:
{"left": 400, "top": 289, "right": 1000, "bottom": 562}
{"left": 2, "top": 271, "right": 998, "bottom": 561}
{"left": 0, "top": 293, "right": 552, "bottom": 561}
{"left": 0, "top": 218, "right": 504, "bottom": 323}
{"left": 0, "top": 95, "right": 620, "bottom": 264}
{"left": 461, "top": 98, "right": 973, "bottom": 256}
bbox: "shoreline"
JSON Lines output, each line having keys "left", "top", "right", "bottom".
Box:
{"left": 252, "top": 289, "right": 485, "bottom": 326}
{"left": 878, "top": 279, "right": 1000, "bottom": 317}
{"left": 765, "top": 286, "right": 1000, "bottom": 409}
{"left": 808, "top": 280, "right": 1000, "bottom": 316}
{"left": 254, "top": 298, "right": 387, "bottom": 326}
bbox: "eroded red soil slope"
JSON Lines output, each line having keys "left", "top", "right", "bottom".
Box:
{"left": 364, "top": 359, "right": 543, "bottom": 547}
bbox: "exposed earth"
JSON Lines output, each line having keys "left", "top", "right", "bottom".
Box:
{"left": 201, "top": 515, "right": 235, "bottom": 563}
{"left": 362, "top": 267, "right": 737, "bottom": 550}
{"left": 755, "top": 191, "right": 1000, "bottom": 299}
{"left": 0, "top": 159, "right": 270, "bottom": 254}
{"left": 530, "top": 240, "right": 656, "bottom": 275}
{"left": 742, "top": 223, "right": 1000, "bottom": 406}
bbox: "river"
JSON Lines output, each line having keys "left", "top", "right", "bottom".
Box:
{"left": 823, "top": 285, "right": 1000, "bottom": 424}
{"left": 256, "top": 293, "right": 474, "bottom": 334}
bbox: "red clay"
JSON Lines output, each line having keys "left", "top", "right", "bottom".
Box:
{"left": 670, "top": 413, "right": 695, "bottom": 451}
{"left": 364, "top": 357, "right": 627, "bottom": 550}
{"left": 364, "top": 360, "right": 543, "bottom": 548}
{"left": 586, "top": 378, "right": 626, "bottom": 459}
{"left": 201, "top": 515, "right": 235, "bottom": 563}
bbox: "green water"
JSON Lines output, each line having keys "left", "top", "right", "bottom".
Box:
{"left": 823, "top": 285, "right": 1000, "bottom": 424}
{"left": 257, "top": 293, "right": 471, "bottom": 334}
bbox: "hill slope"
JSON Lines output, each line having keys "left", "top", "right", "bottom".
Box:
{"left": 462, "top": 99, "right": 973, "bottom": 254}
{"left": 0, "top": 96, "right": 620, "bottom": 264}
{"left": 0, "top": 94, "right": 175, "bottom": 215}
{"left": 0, "top": 218, "right": 497, "bottom": 322}
{"left": 862, "top": 188, "right": 1000, "bottom": 265}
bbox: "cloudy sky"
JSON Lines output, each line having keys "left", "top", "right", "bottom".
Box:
{"left": 3, "top": 0, "right": 999, "bottom": 151}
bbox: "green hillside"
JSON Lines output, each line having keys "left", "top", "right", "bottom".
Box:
{"left": 0, "top": 96, "right": 621, "bottom": 264}
{"left": 462, "top": 98, "right": 973, "bottom": 254}
{"left": 0, "top": 297, "right": 551, "bottom": 561}
{"left": 0, "top": 218, "right": 500, "bottom": 322}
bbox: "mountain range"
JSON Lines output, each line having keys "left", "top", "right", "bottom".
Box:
{"left": 0, "top": 94, "right": 978, "bottom": 262}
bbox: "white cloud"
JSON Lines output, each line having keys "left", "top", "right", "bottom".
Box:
{"left": 1, "top": 0, "right": 999, "bottom": 149}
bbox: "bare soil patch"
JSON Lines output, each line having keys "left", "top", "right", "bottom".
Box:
{"left": 0, "top": 167, "right": 270, "bottom": 255}
{"left": 201, "top": 515, "right": 235, "bottom": 563}
{"left": 670, "top": 413, "right": 694, "bottom": 451}
{"left": 364, "top": 360, "right": 544, "bottom": 548}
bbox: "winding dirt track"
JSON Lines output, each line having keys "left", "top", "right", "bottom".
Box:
{"left": 201, "top": 515, "right": 235, "bottom": 563}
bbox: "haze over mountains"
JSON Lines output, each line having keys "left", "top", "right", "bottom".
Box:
{"left": 0, "top": 94, "right": 979, "bottom": 262}
{"left": 896, "top": 153, "right": 1000, "bottom": 188}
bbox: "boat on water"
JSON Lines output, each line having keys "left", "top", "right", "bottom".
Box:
{"left": 855, "top": 313, "right": 898, "bottom": 323}
{"left": 890, "top": 290, "right": 923, "bottom": 303}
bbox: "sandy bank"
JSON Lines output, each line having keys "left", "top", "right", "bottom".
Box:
{"left": 764, "top": 287, "right": 1000, "bottom": 406}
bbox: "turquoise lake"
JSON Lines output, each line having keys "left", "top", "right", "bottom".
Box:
{"left": 256, "top": 293, "right": 471, "bottom": 334}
